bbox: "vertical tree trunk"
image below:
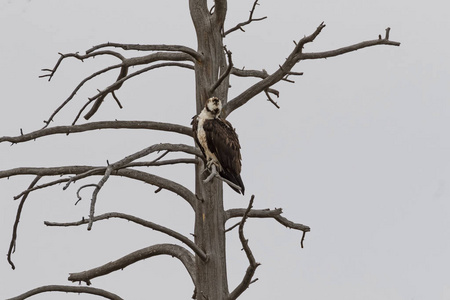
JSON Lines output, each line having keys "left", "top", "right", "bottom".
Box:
{"left": 190, "top": 1, "right": 230, "bottom": 299}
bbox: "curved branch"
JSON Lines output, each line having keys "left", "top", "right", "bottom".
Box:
{"left": 223, "top": 24, "right": 400, "bottom": 117}
{"left": 7, "top": 176, "right": 41, "bottom": 270}
{"left": 40, "top": 51, "right": 125, "bottom": 82}
{"left": 6, "top": 285, "right": 124, "bottom": 300}
{"left": 116, "top": 168, "right": 197, "bottom": 209}
{"left": 86, "top": 62, "right": 194, "bottom": 107}
{"left": 86, "top": 43, "right": 202, "bottom": 62}
{"left": 67, "top": 244, "right": 196, "bottom": 287}
{"left": 45, "top": 212, "right": 207, "bottom": 261}
{"left": 228, "top": 195, "right": 260, "bottom": 300}
{"left": 83, "top": 61, "right": 194, "bottom": 121}
{"left": 0, "top": 120, "right": 193, "bottom": 144}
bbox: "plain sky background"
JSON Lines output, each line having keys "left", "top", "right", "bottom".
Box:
{"left": 1, "top": 0, "right": 449, "bottom": 299}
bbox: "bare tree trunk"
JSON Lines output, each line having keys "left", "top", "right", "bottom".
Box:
{"left": 190, "top": 1, "right": 231, "bottom": 299}
{"left": 1, "top": 1, "right": 401, "bottom": 299}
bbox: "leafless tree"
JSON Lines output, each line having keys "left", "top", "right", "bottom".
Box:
{"left": 1, "top": 1, "right": 400, "bottom": 299}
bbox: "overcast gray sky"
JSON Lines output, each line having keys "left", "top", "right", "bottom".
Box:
{"left": 1, "top": 0, "right": 449, "bottom": 299}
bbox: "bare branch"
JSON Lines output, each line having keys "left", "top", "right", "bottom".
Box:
{"left": 226, "top": 206, "right": 311, "bottom": 247}
{"left": 67, "top": 244, "right": 196, "bottom": 287}
{"left": 128, "top": 158, "right": 199, "bottom": 168}
{"left": 42, "top": 63, "right": 123, "bottom": 128}
{"left": 86, "top": 165, "right": 113, "bottom": 230}
{"left": 83, "top": 61, "right": 194, "bottom": 121}
{"left": 0, "top": 159, "right": 198, "bottom": 210}
{"left": 210, "top": 47, "right": 233, "bottom": 94}
{"left": 298, "top": 37, "right": 401, "bottom": 60}
{"left": 264, "top": 89, "right": 280, "bottom": 109}
{"left": 0, "top": 120, "right": 193, "bottom": 144}
{"left": 116, "top": 168, "right": 197, "bottom": 209}
{"left": 41, "top": 51, "right": 193, "bottom": 123}
{"left": 45, "top": 212, "right": 207, "bottom": 261}
{"left": 39, "top": 51, "right": 125, "bottom": 82}
{"left": 223, "top": 24, "right": 400, "bottom": 117}
{"left": 225, "top": 207, "right": 283, "bottom": 220}
{"left": 231, "top": 67, "right": 268, "bottom": 79}
{"left": 86, "top": 43, "right": 203, "bottom": 62}
{"left": 7, "top": 176, "right": 41, "bottom": 270}
{"left": 6, "top": 285, "right": 124, "bottom": 300}
{"left": 224, "top": 0, "right": 267, "bottom": 36}
{"left": 228, "top": 195, "right": 260, "bottom": 300}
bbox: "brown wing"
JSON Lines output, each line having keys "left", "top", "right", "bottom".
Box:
{"left": 203, "top": 117, "right": 245, "bottom": 194}
{"left": 203, "top": 118, "right": 241, "bottom": 173}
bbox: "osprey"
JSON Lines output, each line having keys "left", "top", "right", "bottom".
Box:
{"left": 191, "top": 97, "right": 245, "bottom": 195}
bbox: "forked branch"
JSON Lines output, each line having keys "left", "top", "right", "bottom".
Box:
{"left": 223, "top": 23, "right": 400, "bottom": 117}
{"left": 1, "top": 144, "right": 199, "bottom": 209}
{"left": 68, "top": 244, "right": 196, "bottom": 287}
{"left": 226, "top": 206, "right": 310, "bottom": 247}
{"left": 40, "top": 49, "right": 194, "bottom": 125}
{"left": 6, "top": 285, "right": 123, "bottom": 300}
{"left": 224, "top": 0, "right": 267, "bottom": 36}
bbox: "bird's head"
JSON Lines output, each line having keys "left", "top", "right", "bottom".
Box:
{"left": 205, "top": 97, "right": 222, "bottom": 118}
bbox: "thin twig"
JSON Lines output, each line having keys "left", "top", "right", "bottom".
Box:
{"left": 42, "top": 63, "right": 123, "bottom": 128}
{"left": 7, "top": 176, "right": 41, "bottom": 270}
{"left": 76, "top": 184, "right": 99, "bottom": 205}
{"left": 264, "top": 89, "right": 280, "bottom": 109}
{"left": 224, "top": 0, "right": 267, "bottom": 36}
{"left": 228, "top": 195, "right": 260, "bottom": 300}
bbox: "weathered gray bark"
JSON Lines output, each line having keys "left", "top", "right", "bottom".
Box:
{"left": 189, "top": 1, "right": 231, "bottom": 298}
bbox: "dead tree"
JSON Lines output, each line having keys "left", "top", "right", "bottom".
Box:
{"left": 1, "top": 1, "right": 400, "bottom": 299}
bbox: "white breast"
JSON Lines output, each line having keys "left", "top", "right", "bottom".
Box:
{"left": 197, "top": 117, "right": 219, "bottom": 164}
